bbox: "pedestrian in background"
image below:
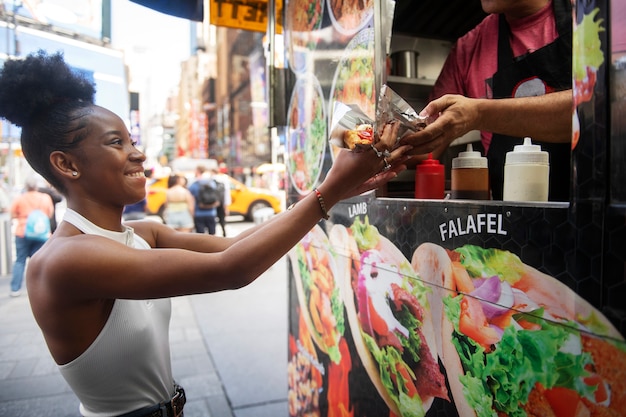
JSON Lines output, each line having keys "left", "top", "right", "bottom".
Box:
{"left": 211, "top": 167, "right": 231, "bottom": 237}
{"left": 38, "top": 181, "right": 63, "bottom": 232}
{"left": 0, "top": 50, "right": 409, "bottom": 417}
{"left": 8, "top": 177, "right": 54, "bottom": 297}
{"left": 122, "top": 197, "right": 147, "bottom": 220}
{"left": 0, "top": 182, "right": 9, "bottom": 214}
{"left": 188, "top": 165, "right": 219, "bottom": 235}
{"left": 123, "top": 167, "right": 155, "bottom": 221}
{"left": 165, "top": 174, "right": 195, "bottom": 232}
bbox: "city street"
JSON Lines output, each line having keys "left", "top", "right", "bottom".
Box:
{"left": 0, "top": 219, "right": 289, "bottom": 417}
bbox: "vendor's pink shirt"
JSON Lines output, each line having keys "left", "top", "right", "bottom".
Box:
{"left": 612, "top": 0, "right": 626, "bottom": 54}
{"left": 429, "top": 1, "right": 559, "bottom": 153}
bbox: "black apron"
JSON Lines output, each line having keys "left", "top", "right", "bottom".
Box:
{"left": 486, "top": 0, "right": 572, "bottom": 201}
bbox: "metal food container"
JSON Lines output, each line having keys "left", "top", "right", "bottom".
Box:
{"left": 391, "top": 50, "right": 419, "bottom": 78}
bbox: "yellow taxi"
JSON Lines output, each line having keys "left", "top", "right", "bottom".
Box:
{"left": 145, "top": 176, "right": 170, "bottom": 217}
{"left": 146, "top": 175, "right": 282, "bottom": 221}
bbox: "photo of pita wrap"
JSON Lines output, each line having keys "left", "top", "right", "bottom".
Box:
{"left": 330, "top": 218, "right": 448, "bottom": 417}
{"left": 288, "top": 225, "right": 346, "bottom": 364}
{"left": 412, "top": 243, "right": 626, "bottom": 417}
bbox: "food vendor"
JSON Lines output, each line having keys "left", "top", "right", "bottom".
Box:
{"left": 400, "top": 0, "right": 573, "bottom": 201}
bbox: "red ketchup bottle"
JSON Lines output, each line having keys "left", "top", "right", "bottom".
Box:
{"left": 415, "top": 153, "right": 445, "bottom": 199}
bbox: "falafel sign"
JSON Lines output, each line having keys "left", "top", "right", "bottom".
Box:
{"left": 439, "top": 213, "right": 508, "bottom": 242}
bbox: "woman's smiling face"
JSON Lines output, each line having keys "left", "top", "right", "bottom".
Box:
{"left": 73, "top": 106, "right": 147, "bottom": 208}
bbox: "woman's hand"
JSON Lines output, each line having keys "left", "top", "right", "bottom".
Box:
{"left": 321, "top": 121, "right": 413, "bottom": 201}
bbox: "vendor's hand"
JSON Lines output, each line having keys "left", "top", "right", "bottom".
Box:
{"left": 322, "top": 121, "right": 412, "bottom": 200}
{"left": 400, "top": 94, "right": 480, "bottom": 155}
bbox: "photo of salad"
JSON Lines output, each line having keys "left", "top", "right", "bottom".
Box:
{"left": 285, "top": 0, "right": 325, "bottom": 74}
{"left": 327, "top": 0, "right": 374, "bottom": 37}
{"left": 287, "top": 74, "right": 327, "bottom": 194}
{"left": 329, "top": 28, "right": 376, "bottom": 160}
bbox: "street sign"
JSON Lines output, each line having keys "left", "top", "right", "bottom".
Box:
{"left": 209, "top": 0, "right": 283, "bottom": 33}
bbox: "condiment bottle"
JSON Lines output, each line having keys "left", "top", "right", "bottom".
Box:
{"left": 503, "top": 137, "right": 549, "bottom": 202}
{"left": 451, "top": 143, "right": 490, "bottom": 200}
{"left": 415, "top": 153, "right": 445, "bottom": 199}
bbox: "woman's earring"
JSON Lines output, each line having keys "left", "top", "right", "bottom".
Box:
{"left": 72, "top": 171, "right": 78, "bottom": 176}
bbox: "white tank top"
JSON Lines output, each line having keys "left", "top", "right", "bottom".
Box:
{"left": 58, "top": 209, "right": 174, "bottom": 416}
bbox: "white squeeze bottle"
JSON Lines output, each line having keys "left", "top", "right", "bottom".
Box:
{"left": 503, "top": 137, "right": 550, "bottom": 202}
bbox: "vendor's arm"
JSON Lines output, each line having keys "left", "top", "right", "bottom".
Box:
{"left": 400, "top": 90, "right": 572, "bottom": 157}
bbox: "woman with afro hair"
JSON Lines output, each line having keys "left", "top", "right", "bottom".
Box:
{"left": 0, "top": 50, "right": 411, "bottom": 417}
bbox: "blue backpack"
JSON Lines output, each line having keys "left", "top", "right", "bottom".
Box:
{"left": 25, "top": 209, "right": 51, "bottom": 241}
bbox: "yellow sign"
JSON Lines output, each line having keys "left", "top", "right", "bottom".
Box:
{"left": 209, "top": 0, "right": 283, "bottom": 34}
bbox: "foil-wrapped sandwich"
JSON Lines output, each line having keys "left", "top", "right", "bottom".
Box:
{"left": 329, "top": 102, "right": 375, "bottom": 151}
{"left": 329, "top": 85, "right": 428, "bottom": 152}
{"left": 377, "top": 84, "right": 429, "bottom": 135}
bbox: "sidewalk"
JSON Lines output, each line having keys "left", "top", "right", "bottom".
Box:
{"left": 0, "top": 221, "right": 289, "bottom": 417}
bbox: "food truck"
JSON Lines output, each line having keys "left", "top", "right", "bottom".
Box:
{"left": 283, "top": 0, "right": 626, "bottom": 416}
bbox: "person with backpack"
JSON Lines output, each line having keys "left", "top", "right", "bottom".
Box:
{"left": 38, "top": 182, "right": 63, "bottom": 232}
{"left": 188, "top": 165, "right": 220, "bottom": 234}
{"left": 9, "top": 177, "right": 54, "bottom": 297}
{"left": 210, "top": 167, "right": 230, "bottom": 236}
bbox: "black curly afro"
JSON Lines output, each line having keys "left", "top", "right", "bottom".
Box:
{"left": 0, "top": 50, "right": 97, "bottom": 193}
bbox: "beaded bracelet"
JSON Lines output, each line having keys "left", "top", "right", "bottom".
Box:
{"left": 313, "top": 188, "right": 330, "bottom": 220}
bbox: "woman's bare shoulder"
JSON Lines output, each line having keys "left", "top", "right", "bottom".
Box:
{"left": 27, "top": 233, "right": 114, "bottom": 281}
{"left": 26, "top": 230, "right": 179, "bottom": 299}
